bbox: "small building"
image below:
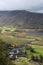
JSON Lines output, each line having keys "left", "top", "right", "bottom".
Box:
{"left": 8, "top": 48, "right": 19, "bottom": 59}
{"left": 8, "top": 45, "right": 27, "bottom": 60}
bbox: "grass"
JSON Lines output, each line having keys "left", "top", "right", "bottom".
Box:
{"left": 0, "top": 26, "right": 17, "bottom": 32}
{"left": 12, "top": 57, "right": 32, "bottom": 65}
{"left": 0, "top": 26, "right": 43, "bottom": 65}
{"left": 29, "top": 45, "right": 43, "bottom": 56}
{"left": 0, "top": 34, "right": 43, "bottom": 46}
{"left": 0, "top": 34, "right": 30, "bottom": 46}
{"left": 0, "top": 27, "right": 43, "bottom": 46}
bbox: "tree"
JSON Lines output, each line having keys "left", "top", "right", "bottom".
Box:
{"left": 0, "top": 40, "right": 14, "bottom": 65}
{"left": 39, "top": 55, "right": 43, "bottom": 62}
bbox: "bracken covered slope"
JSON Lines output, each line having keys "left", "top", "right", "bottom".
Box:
{"left": 0, "top": 10, "right": 43, "bottom": 29}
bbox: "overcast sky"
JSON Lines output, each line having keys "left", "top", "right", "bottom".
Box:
{"left": 0, "top": 0, "right": 43, "bottom": 13}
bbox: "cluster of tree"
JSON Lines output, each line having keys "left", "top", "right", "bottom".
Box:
{"left": 0, "top": 40, "right": 14, "bottom": 65}
{"left": 31, "top": 54, "right": 43, "bottom": 62}
{"left": 25, "top": 45, "right": 34, "bottom": 52}
{"left": 25, "top": 44, "right": 43, "bottom": 63}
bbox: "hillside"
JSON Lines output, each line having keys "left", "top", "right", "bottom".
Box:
{"left": 0, "top": 10, "right": 43, "bottom": 29}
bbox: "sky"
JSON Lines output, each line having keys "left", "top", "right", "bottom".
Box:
{"left": 0, "top": 0, "right": 43, "bottom": 13}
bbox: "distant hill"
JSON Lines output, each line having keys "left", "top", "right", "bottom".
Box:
{"left": 0, "top": 10, "right": 43, "bottom": 29}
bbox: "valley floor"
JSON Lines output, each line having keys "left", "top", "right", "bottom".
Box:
{"left": 0, "top": 27, "right": 43, "bottom": 65}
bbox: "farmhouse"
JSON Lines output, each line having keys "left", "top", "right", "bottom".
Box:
{"left": 8, "top": 45, "right": 27, "bottom": 60}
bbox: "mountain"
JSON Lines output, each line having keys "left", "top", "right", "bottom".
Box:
{"left": 0, "top": 10, "right": 43, "bottom": 29}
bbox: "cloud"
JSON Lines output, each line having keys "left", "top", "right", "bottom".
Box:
{"left": 0, "top": 0, "right": 43, "bottom": 13}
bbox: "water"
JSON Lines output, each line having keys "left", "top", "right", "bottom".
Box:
{"left": 26, "top": 31, "right": 43, "bottom": 36}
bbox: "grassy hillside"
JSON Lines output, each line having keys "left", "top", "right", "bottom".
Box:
{"left": 0, "top": 10, "right": 43, "bottom": 29}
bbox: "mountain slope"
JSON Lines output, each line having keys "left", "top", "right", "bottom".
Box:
{"left": 0, "top": 10, "right": 43, "bottom": 29}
